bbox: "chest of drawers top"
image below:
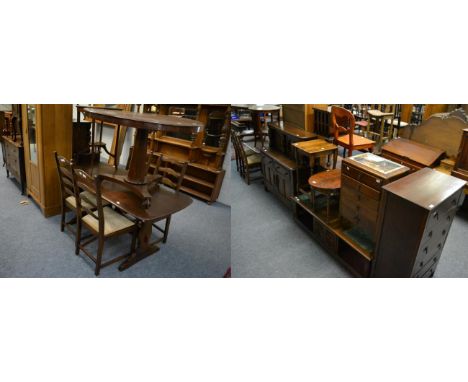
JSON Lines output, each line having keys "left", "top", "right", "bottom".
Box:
{"left": 342, "top": 153, "right": 409, "bottom": 190}
{"left": 382, "top": 167, "right": 466, "bottom": 211}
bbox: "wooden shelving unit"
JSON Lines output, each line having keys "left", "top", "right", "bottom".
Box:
{"left": 142, "top": 104, "right": 230, "bottom": 204}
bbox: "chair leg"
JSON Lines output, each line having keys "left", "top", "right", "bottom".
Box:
{"left": 60, "top": 204, "right": 66, "bottom": 232}
{"left": 95, "top": 237, "right": 104, "bottom": 276}
{"left": 75, "top": 213, "right": 81, "bottom": 255}
{"left": 130, "top": 227, "right": 138, "bottom": 253}
{"left": 163, "top": 216, "right": 172, "bottom": 243}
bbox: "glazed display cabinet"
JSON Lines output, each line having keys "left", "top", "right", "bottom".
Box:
{"left": 22, "top": 104, "right": 73, "bottom": 217}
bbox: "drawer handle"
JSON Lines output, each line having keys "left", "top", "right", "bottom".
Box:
{"left": 452, "top": 199, "right": 457, "bottom": 206}
{"left": 423, "top": 247, "right": 428, "bottom": 254}
{"left": 437, "top": 243, "right": 442, "bottom": 249}
{"left": 433, "top": 257, "right": 438, "bottom": 263}
{"left": 419, "top": 261, "right": 424, "bottom": 267}
{"left": 428, "top": 231, "right": 433, "bottom": 238}
{"left": 442, "top": 229, "right": 446, "bottom": 236}
{"left": 376, "top": 179, "right": 381, "bottom": 184}
{"left": 433, "top": 212, "right": 439, "bottom": 220}
{"left": 447, "top": 216, "right": 451, "bottom": 222}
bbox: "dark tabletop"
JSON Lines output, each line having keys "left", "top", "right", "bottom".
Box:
{"left": 82, "top": 108, "right": 205, "bottom": 133}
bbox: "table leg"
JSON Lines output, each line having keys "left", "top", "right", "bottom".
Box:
{"left": 379, "top": 116, "right": 385, "bottom": 148}
{"left": 333, "top": 149, "right": 338, "bottom": 169}
{"left": 118, "top": 221, "right": 160, "bottom": 271}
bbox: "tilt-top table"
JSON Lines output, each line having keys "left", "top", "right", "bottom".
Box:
{"left": 81, "top": 108, "right": 205, "bottom": 207}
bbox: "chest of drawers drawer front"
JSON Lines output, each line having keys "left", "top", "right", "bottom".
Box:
{"left": 342, "top": 164, "right": 384, "bottom": 191}
{"left": 413, "top": 250, "right": 441, "bottom": 277}
{"left": 342, "top": 174, "right": 381, "bottom": 201}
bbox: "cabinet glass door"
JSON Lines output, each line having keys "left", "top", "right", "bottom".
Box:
{"left": 27, "top": 105, "right": 37, "bottom": 164}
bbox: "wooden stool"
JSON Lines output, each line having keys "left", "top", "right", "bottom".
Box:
{"left": 308, "top": 169, "right": 342, "bottom": 221}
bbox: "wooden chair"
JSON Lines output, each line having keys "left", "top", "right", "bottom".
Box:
{"left": 385, "top": 104, "right": 408, "bottom": 138}
{"left": 150, "top": 155, "right": 188, "bottom": 244}
{"left": 231, "top": 132, "right": 262, "bottom": 184}
{"left": 74, "top": 169, "right": 138, "bottom": 276}
{"left": 54, "top": 152, "right": 107, "bottom": 250}
{"left": 331, "top": 106, "right": 375, "bottom": 157}
{"left": 366, "top": 104, "right": 396, "bottom": 147}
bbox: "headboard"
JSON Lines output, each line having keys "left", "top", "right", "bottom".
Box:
{"left": 400, "top": 108, "right": 468, "bottom": 159}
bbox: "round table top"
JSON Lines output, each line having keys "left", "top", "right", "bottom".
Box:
{"left": 231, "top": 104, "right": 281, "bottom": 112}
{"left": 308, "top": 169, "right": 342, "bottom": 192}
{"left": 82, "top": 108, "right": 204, "bottom": 133}
{"left": 248, "top": 104, "right": 281, "bottom": 112}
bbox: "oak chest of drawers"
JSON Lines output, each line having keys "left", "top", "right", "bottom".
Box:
{"left": 373, "top": 168, "right": 466, "bottom": 277}
{"left": 340, "top": 153, "right": 409, "bottom": 244}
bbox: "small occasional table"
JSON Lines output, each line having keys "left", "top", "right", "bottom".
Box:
{"left": 293, "top": 139, "right": 338, "bottom": 192}
{"left": 308, "top": 169, "right": 342, "bottom": 221}
{"left": 247, "top": 104, "right": 281, "bottom": 148}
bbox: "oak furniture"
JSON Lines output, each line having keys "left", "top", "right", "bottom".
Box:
{"left": 260, "top": 122, "right": 316, "bottom": 208}
{"left": 77, "top": 163, "right": 193, "bottom": 271}
{"left": 81, "top": 108, "right": 204, "bottom": 208}
{"left": 74, "top": 169, "right": 139, "bottom": 276}
{"left": 144, "top": 104, "right": 230, "bottom": 204}
{"left": 149, "top": 155, "right": 188, "bottom": 244}
{"left": 366, "top": 105, "right": 395, "bottom": 147}
{"left": 1, "top": 106, "right": 26, "bottom": 194}
{"left": 312, "top": 106, "right": 333, "bottom": 138}
{"left": 381, "top": 138, "right": 445, "bottom": 173}
{"left": 308, "top": 169, "right": 341, "bottom": 221}
{"left": 54, "top": 153, "right": 110, "bottom": 251}
{"left": 373, "top": 168, "right": 466, "bottom": 277}
{"left": 293, "top": 139, "right": 338, "bottom": 192}
{"left": 340, "top": 153, "right": 409, "bottom": 244}
{"left": 232, "top": 132, "right": 262, "bottom": 185}
{"left": 331, "top": 106, "right": 375, "bottom": 157}
{"left": 21, "top": 104, "right": 73, "bottom": 217}
{"left": 248, "top": 104, "right": 281, "bottom": 147}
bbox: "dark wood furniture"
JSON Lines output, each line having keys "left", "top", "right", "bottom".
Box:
{"left": 331, "top": 106, "right": 375, "bottom": 157}
{"left": 2, "top": 135, "right": 26, "bottom": 194}
{"left": 399, "top": 108, "right": 468, "bottom": 176}
{"left": 248, "top": 104, "right": 281, "bottom": 147}
{"left": 308, "top": 169, "right": 341, "bottom": 221}
{"left": 145, "top": 104, "right": 230, "bottom": 204}
{"left": 81, "top": 108, "right": 204, "bottom": 207}
{"left": 149, "top": 155, "right": 188, "bottom": 244}
{"left": 1, "top": 106, "right": 26, "bottom": 194}
{"left": 381, "top": 138, "right": 445, "bottom": 172}
{"left": 260, "top": 122, "right": 316, "bottom": 208}
{"left": 293, "top": 193, "right": 374, "bottom": 277}
{"left": 312, "top": 106, "right": 332, "bottom": 138}
{"left": 373, "top": 168, "right": 466, "bottom": 277}
{"left": 232, "top": 132, "right": 262, "bottom": 185}
{"left": 340, "top": 153, "right": 409, "bottom": 244}
{"left": 452, "top": 128, "right": 468, "bottom": 182}
{"left": 78, "top": 164, "right": 193, "bottom": 271}
{"left": 293, "top": 139, "right": 338, "bottom": 191}
{"left": 74, "top": 169, "right": 139, "bottom": 276}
